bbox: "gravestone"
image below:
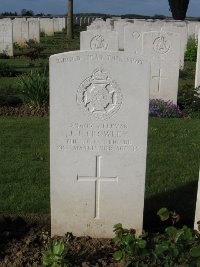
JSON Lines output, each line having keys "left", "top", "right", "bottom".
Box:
{"left": 195, "top": 29, "right": 200, "bottom": 88}
{"left": 162, "top": 21, "right": 187, "bottom": 69}
{"left": 80, "top": 30, "right": 118, "bottom": 51}
{"left": 13, "top": 19, "right": 29, "bottom": 45}
{"left": 114, "top": 20, "right": 133, "bottom": 50}
{"left": 124, "top": 27, "right": 180, "bottom": 103}
{"left": 87, "top": 18, "right": 112, "bottom": 31}
{"left": 194, "top": 170, "right": 200, "bottom": 230}
{"left": 40, "top": 18, "right": 54, "bottom": 36}
{"left": 0, "top": 19, "right": 13, "bottom": 56}
{"left": 50, "top": 50, "right": 150, "bottom": 238}
{"left": 28, "top": 20, "right": 40, "bottom": 42}
{"left": 53, "top": 18, "right": 59, "bottom": 32}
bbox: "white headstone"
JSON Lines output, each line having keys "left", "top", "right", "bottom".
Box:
{"left": 28, "top": 20, "right": 40, "bottom": 42}
{"left": 40, "top": 18, "right": 54, "bottom": 36}
{"left": 50, "top": 50, "right": 150, "bottom": 238}
{"left": 53, "top": 18, "right": 59, "bottom": 32}
{"left": 0, "top": 19, "right": 13, "bottom": 56}
{"left": 162, "top": 21, "right": 187, "bottom": 69}
{"left": 125, "top": 27, "right": 180, "bottom": 103}
{"left": 194, "top": 170, "right": 200, "bottom": 230}
{"left": 13, "top": 19, "right": 29, "bottom": 45}
{"left": 114, "top": 20, "right": 133, "bottom": 50}
{"left": 195, "top": 29, "right": 200, "bottom": 88}
{"left": 87, "top": 18, "right": 112, "bottom": 31}
{"left": 80, "top": 30, "right": 118, "bottom": 51}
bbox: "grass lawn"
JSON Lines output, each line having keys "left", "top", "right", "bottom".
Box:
{"left": 0, "top": 116, "right": 199, "bottom": 229}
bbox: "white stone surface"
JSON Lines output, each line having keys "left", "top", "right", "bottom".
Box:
{"left": 125, "top": 27, "right": 180, "bottom": 103}
{"left": 53, "top": 18, "right": 59, "bottom": 32}
{"left": 195, "top": 29, "right": 200, "bottom": 88}
{"left": 28, "top": 20, "right": 40, "bottom": 42}
{"left": 87, "top": 18, "right": 112, "bottom": 31}
{"left": 40, "top": 18, "right": 54, "bottom": 36}
{"left": 194, "top": 170, "right": 200, "bottom": 230}
{"left": 80, "top": 30, "right": 118, "bottom": 51}
{"left": 0, "top": 19, "right": 13, "bottom": 56}
{"left": 114, "top": 20, "right": 133, "bottom": 50}
{"left": 50, "top": 50, "right": 150, "bottom": 238}
{"left": 162, "top": 21, "right": 187, "bottom": 69}
{"left": 13, "top": 19, "right": 29, "bottom": 45}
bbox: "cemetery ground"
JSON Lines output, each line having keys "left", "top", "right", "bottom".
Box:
{"left": 0, "top": 27, "right": 200, "bottom": 266}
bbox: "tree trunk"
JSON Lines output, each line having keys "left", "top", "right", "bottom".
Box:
{"left": 168, "top": 0, "right": 189, "bottom": 20}
{"left": 67, "top": 0, "right": 73, "bottom": 40}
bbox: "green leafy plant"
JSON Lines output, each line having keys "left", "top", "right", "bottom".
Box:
{"left": 25, "top": 39, "right": 45, "bottom": 60}
{"left": 178, "top": 84, "right": 200, "bottom": 114}
{"left": 185, "top": 38, "right": 198, "bottom": 62}
{"left": 113, "top": 223, "right": 148, "bottom": 266}
{"left": 0, "top": 62, "right": 22, "bottom": 77}
{"left": 42, "top": 239, "right": 69, "bottom": 267}
{"left": 113, "top": 209, "right": 200, "bottom": 267}
{"left": 18, "top": 68, "right": 49, "bottom": 108}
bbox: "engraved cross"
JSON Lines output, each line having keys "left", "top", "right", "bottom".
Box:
{"left": 152, "top": 69, "right": 167, "bottom": 93}
{"left": 77, "top": 155, "right": 118, "bottom": 219}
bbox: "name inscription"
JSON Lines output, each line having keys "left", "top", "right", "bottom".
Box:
{"left": 57, "top": 122, "right": 141, "bottom": 153}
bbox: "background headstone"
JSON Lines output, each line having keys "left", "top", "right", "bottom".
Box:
{"left": 0, "top": 19, "right": 13, "bottom": 56}
{"left": 80, "top": 30, "right": 119, "bottom": 51}
{"left": 194, "top": 170, "right": 200, "bottom": 230}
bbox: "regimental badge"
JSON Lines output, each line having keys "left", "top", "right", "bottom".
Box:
{"left": 90, "top": 35, "right": 108, "bottom": 50}
{"left": 76, "top": 68, "right": 123, "bottom": 120}
{"left": 153, "top": 36, "right": 171, "bottom": 54}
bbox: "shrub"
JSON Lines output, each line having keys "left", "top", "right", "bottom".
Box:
{"left": 18, "top": 68, "right": 49, "bottom": 108}
{"left": 0, "top": 84, "right": 22, "bottom": 106}
{"left": 0, "top": 53, "right": 10, "bottom": 59}
{"left": 178, "top": 84, "right": 200, "bottom": 114}
{"left": 0, "top": 62, "right": 22, "bottom": 77}
{"left": 149, "top": 99, "right": 182, "bottom": 118}
{"left": 185, "top": 38, "right": 198, "bottom": 62}
{"left": 25, "top": 39, "right": 45, "bottom": 60}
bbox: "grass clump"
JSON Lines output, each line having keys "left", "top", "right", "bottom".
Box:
{"left": 185, "top": 38, "right": 198, "bottom": 62}
{"left": 18, "top": 67, "right": 49, "bottom": 109}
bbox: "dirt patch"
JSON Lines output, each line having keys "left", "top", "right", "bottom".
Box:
{"left": 0, "top": 214, "right": 120, "bottom": 267}
{"left": 0, "top": 105, "right": 49, "bottom": 117}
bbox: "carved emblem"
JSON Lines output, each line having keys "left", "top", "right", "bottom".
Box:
{"left": 153, "top": 36, "right": 171, "bottom": 54}
{"left": 90, "top": 35, "right": 108, "bottom": 50}
{"left": 132, "top": 31, "right": 141, "bottom": 39}
{"left": 76, "top": 68, "right": 122, "bottom": 120}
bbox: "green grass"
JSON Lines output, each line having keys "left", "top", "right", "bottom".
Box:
{"left": 0, "top": 117, "right": 49, "bottom": 214}
{"left": 0, "top": 117, "right": 199, "bottom": 230}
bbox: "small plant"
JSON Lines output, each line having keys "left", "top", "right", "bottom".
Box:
{"left": 0, "top": 62, "right": 22, "bottom": 77}
{"left": 185, "top": 38, "right": 198, "bottom": 62}
{"left": 113, "top": 208, "right": 200, "bottom": 266}
{"left": 149, "top": 99, "right": 182, "bottom": 118}
{"left": 113, "top": 223, "right": 148, "bottom": 266}
{"left": 25, "top": 39, "right": 45, "bottom": 60}
{"left": 0, "top": 53, "right": 10, "bottom": 59}
{"left": 178, "top": 84, "right": 200, "bottom": 114}
{"left": 18, "top": 68, "right": 49, "bottom": 108}
{"left": 42, "top": 239, "right": 69, "bottom": 267}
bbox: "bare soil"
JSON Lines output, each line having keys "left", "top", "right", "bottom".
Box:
{"left": 0, "top": 215, "right": 120, "bottom": 267}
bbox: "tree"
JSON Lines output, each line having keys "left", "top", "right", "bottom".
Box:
{"left": 168, "top": 0, "right": 190, "bottom": 20}
{"left": 67, "top": 0, "right": 73, "bottom": 41}
{"left": 21, "top": 9, "right": 34, "bottom": 16}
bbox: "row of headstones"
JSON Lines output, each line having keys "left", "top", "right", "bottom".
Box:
{"left": 80, "top": 18, "right": 200, "bottom": 104}
{"left": 74, "top": 16, "right": 98, "bottom": 26}
{"left": 49, "top": 39, "right": 200, "bottom": 239}
{"left": 0, "top": 17, "right": 65, "bottom": 56}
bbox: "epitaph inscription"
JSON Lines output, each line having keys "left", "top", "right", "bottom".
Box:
{"left": 77, "top": 155, "right": 118, "bottom": 219}
{"left": 76, "top": 68, "right": 122, "bottom": 120}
